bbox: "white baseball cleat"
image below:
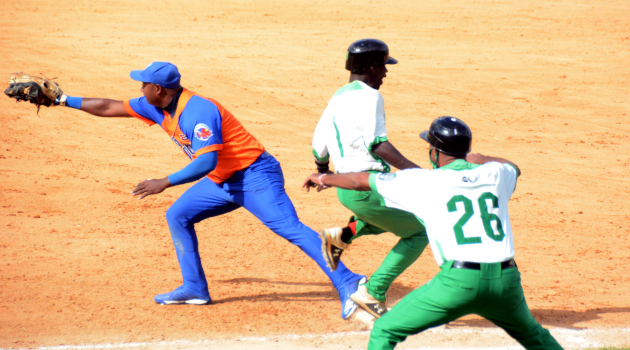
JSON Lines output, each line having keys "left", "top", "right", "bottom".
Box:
{"left": 320, "top": 227, "right": 348, "bottom": 271}
{"left": 351, "top": 283, "right": 388, "bottom": 318}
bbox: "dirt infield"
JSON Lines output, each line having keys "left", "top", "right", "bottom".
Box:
{"left": 1, "top": 0, "right": 629, "bottom": 349}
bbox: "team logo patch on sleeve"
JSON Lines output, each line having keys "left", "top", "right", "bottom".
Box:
{"left": 194, "top": 123, "right": 212, "bottom": 141}
{"left": 378, "top": 173, "right": 396, "bottom": 181}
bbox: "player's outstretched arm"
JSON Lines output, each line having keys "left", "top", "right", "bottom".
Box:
{"left": 466, "top": 153, "right": 521, "bottom": 176}
{"left": 3, "top": 74, "right": 129, "bottom": 118}
{"left": 303, "top": 172, "right": 370, "bottom": 192}
{"left": 372, "top": 141, "right": 420, "bottom": 170}
{"left": 65, "top": 97, "right": 132, "bottom": 118}
{"left": 131, "top": 152, "right": 218, "bottom": 199}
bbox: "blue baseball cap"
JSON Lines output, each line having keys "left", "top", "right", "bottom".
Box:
{"left": 130, "top": 62, "right": 181, "bottom": 89}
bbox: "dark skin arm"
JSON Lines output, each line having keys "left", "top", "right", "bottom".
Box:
{"left": 131, "top": 178, "right": 172, "bottom": 199}
{"left": 78, "top": 98, "right": 132, "bottom": 118}
{"left": 74, "top": 98, "right": 165, "bottom": 197}
{"left": 71, "top": 85, "right": 183, "bottom": 197}
{"left": 80, "top": 98, "right": 164, "bottom": 197}
{"left": 466, "top": 153, "right": 521, "bottom": 176}
{"left": 130, "top": 152, "right": 218, "bottom": 199}
{"left": 372, "top": 141, "right": 420, "bottom": 170}
{"left": 306, "top": 142, "right": 417, "bottom": 191}
{"left": 303, "top": 172, "right": 370, "bottom": 192}
{"left": 303, "top": 153, "right": 520, "bottom": 193}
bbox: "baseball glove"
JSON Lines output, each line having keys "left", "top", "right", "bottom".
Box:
{"left": 4, "top": 73, "right": 63, "bottom": 112}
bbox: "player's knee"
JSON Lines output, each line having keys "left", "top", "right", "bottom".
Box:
{"left": 404, "top": 233, "right": 430, "bottom": 250}
{"left": 166, "top": 205, "right": 188, "bottom": 227}
{"left": 263, "top": 214, "right": 301, "bottom": 232}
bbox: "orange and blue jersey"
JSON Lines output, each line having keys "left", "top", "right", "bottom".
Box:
{"left": 121, "top": 88, "right": 362, "bottom": 303}
{"left": 123, "top": 89, "right": 265, "bottom": 183}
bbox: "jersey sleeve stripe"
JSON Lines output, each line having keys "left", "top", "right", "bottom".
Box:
{"left": 193, "top": 145, "right": 223, "bottom": 159}
{"left": 369, "top": 173, "right": 389, "bottom": 208}
{"left": 312, "top": 148, "right": 329, "bottom": 162}
{"left": 368, "top": 173, "right": 381, "bottom": 194}
{"left": 123, "top": 100, "right": 155, "bottom": 125}
{"left": 504, "top": 163, "right": 521, "bottom": 178}
{"left": 368, "top": 136, "right": 391, "bottom": 173}
{"left": 368, "top": 136, "right": 388, "bottom": 152}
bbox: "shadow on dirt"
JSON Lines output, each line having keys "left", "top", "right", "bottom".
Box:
{"left": 210, "top": 278, "right": 416, "bottom": 304}
{"left": 445, "top": 307, "right": 630, "bottom": 329}
{"left": 213, "top": 278, "right": 629, "bottom": 329}
{"left": 216, "top": 277, "right": 332, "bottom": 287}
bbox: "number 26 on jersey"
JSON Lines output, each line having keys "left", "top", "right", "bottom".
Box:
{"left": 447, "top": 192, "right": 506, "bottom": 245}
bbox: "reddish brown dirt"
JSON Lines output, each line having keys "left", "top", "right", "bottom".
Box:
{"left": 1, "top": 0, "right": 629, "bottom": 349}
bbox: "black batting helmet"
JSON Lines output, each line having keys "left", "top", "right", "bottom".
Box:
{"left": 419, "top": 116, "right": 472, "bottom": 156}
{"left": 345, "top": 39, "right": 398, "bottom": 74}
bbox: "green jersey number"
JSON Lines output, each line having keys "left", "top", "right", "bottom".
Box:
{"left": 446, "top": 192, "right": 505, "bottom": 245}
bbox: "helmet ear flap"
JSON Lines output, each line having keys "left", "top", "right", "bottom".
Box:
{"left": 429, "top": 147, "right": 440, "bottom": 169}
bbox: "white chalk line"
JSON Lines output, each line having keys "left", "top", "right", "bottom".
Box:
{"left": 8, "top": 327, "right": 630, "bottom": 350}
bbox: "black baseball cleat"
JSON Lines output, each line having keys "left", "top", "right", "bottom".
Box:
{"left": 320, "top": 227, "right": 348, "bottom": 271}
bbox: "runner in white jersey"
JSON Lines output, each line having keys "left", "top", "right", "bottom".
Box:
{"left": 313, "top": 79, "right": 389, "bottom": 174}
{"left": 311, "top": 39, "right": 429, "bottom": 319}
{"left": 304, "top": 116, "right": 564, "bottom": 349}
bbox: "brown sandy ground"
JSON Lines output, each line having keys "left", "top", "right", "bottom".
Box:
{"left": 0, "top": 0, "right": 629, "bottom": 349}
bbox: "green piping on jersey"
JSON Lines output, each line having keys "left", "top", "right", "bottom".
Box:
{"left": 504, "top": 163, "right": 520, "bottom": 192}
{"left": 368, "top": 173, "right": 388, "bottom": 207}
{"left": 415, "top": 215, "right": 444, "bottom": 264}
{"left": 368, "top": 136, "right": 391, "bottom": 173}
{"left": 312, "top": 149, "right": 329, "bottom": 162}
{"left": 412, "top": 212, "right": 445, "bottom": 266}
{"left": 333, "top": 80, "right": 364, "bottom": 97}
{"left": 505, "top": 163, "right": 521, "bottom": 178}
{"left": 333, "top": 117, "right": 344, "bottom": 157}
{"left": 434, "top": 237, "right": 447, "bottom": 266}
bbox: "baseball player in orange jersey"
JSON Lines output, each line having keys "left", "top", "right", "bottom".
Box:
{"left": 50, "top": 62, "right": 365, "bottom": 319}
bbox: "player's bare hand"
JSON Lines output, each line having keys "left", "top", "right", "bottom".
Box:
{"left": 302, "top": 173, "right": 327, "bottom": 193}
{"left": 131, "top": 177, "right": 172, "bottom": 199}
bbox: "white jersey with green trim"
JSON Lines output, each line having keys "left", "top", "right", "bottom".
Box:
{"left": 369, "top": 160, "right": 519, "bottom": 266}
{"left": 312, "top": 80, "right": 389, "bottom": 174}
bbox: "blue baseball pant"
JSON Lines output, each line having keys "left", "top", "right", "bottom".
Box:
{"left": 165, "top": 152, "right": 361, "bottom": 297}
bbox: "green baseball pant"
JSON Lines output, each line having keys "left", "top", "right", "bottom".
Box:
{"left": 337, "top": 187, "right": 429, "bottom": 302}
{"left": 368, "top": 261, "right": 564, "bottom": 350}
